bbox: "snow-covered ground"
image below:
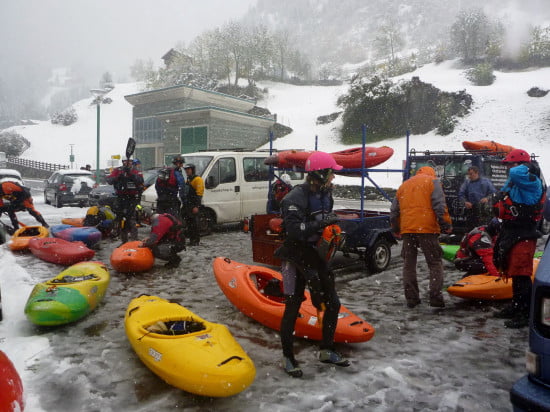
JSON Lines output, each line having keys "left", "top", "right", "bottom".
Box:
{"left": 3, "top": 60, "right": 550, "bottom": 410}
{"left": 0, "top": 187, "right": 547, "bottom": 411}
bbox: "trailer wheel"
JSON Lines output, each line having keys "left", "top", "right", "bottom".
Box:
{"left": 365, "top": 238, "right": 391, "bottom": 273}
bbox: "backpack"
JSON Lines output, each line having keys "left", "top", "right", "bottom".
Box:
{"left": 155, "top": 168, "right": 178, "bottom": 193}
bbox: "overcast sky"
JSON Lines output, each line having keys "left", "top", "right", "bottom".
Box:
{"left": 0, "top": 0, "right": 256, "bottom": 83}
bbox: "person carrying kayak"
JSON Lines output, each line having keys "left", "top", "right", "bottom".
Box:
{"left": 274, "top": 151, "right": 350, "bottom": 378}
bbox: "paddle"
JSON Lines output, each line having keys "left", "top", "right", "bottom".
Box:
{"left": 126, "top": 137, "right": 136, "bottom": 162}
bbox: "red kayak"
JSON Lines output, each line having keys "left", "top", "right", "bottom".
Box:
{"left": 29, "top": 237, "right": 95, "bottom": 265}
{"left": 462, "top": 140, "right": 515, "bottom": 154}
{"left": 212, "top": 257, "right": 375, "bottom": 343}
{"left": 0, "top": 350, "right": 24, "bottom": 411}
{"left": 110, "top": 241, "right": 154, "bottom": 273}
{"left": 264, "top": 146, "right": 394, "bottom": 170}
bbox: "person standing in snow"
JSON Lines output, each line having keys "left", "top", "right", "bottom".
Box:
{"left": 274, "top": 151, "right": 350, "bottom": 378}
{"left": 270, "top": 173, "right": 293, "bottom": 212}
{"left": 390, "top": 166, "right": 453, "bottom": 308}
{"left": 454, "top": 218, "right": 500, "bottom": 277}
{"left": 181, "top": 163, "right": 204, "bottom": 246}
{"left": 493, "top": 149, "right": 545, "bottom": 328}
{"left": 106, "top": 158, "right": 144, "bottom": 243}
{"left": 0, "top": 181, "right": 49, "bottom": 233}
{"left": 458, "top": 166, "right": 496, "bottom": 232}
{"left": 155, "top": 155, "right": 185, "bottom": 217}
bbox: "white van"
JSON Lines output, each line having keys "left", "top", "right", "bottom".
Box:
{"left": 140, "top": 151, "right": 304, "bottom": 233}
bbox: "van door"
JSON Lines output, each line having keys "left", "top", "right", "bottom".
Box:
{"left": 240, "top": 156, "right": 270, "bottom": 217}
{"left": 203, "top": 156, "right": 241, "bottom": 223}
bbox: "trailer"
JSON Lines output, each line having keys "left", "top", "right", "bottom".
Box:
{"left": 250, "top": 126, "right": 402, "bottom": 273}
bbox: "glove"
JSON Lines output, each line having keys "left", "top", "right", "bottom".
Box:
{"left": 319, "top": 213, "right": 338, "bottom": 228}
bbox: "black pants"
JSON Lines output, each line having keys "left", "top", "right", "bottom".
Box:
{"left": 454, "top": 256, "right": 486, "bottom": 275}
{"left": 512, "top": 275, "right": 532, "bottom": 316}
{"left": 182, "top": 206, "right": 200, "bottom": 244}
{"left": 280, "top": 268, "right": 341, "bottom": 359}
{"left": 152, "top": 242, "right": 185, "bottom": 264}
{"left": 113, "top": 195, "right": 140, "bottom": 243}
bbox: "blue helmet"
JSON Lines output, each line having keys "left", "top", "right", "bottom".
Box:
{"left": 132, "top": 159, "right": 141, "bottom": 165}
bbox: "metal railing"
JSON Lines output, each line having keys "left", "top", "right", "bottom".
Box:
{"left": 7, "top": 156, "right": 69, "bottom": 172}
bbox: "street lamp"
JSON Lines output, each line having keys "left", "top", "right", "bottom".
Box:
{"left": 90, "top": 88, "right": 108, "bottom": 184}
{"left": 69, "top": 144, "right": 75, "bottom": 168}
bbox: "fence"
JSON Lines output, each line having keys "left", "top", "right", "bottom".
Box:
{"left": 7, "top": 156, "right": 68, "bottom": 172}
{"left": 6, "top": 156, "right": 69, "bottom": 179}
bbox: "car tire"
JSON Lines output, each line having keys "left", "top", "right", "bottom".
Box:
{"left": 198, "top": 208, "right": 214, "bottom": 236}
{"left": 365, "top": 238, "right": 391, "bottom": 273}
{"left": 44, "top": 191, "right": 50, "bottom": 205}
{"left": 54, "top": 195, "right": 63, "bottom": 208}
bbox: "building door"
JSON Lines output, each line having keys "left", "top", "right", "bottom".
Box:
{"left": 181, "top": 126, "right": 207, "bottom": 154}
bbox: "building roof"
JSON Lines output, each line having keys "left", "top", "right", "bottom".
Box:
{"left": 124, "top": 84, "right": 256, "bottom": 112}
{"left": 154, "top": 106, "right": 275, "bottom": 128}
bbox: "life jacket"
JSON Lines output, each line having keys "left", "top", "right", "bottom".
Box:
{"left": 155, "top": 167, "right": 179, "bottom": 195}
{"left": 494, "top": 190, "right": 546, "bottom": 222}
{"left": 163, "top": 213, "right": 186, "bottom": 244}
{"left": 273, "top": 180, "right": 291, "bottom": 203}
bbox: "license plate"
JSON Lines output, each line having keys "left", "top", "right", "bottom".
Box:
{"left": 75, "top": 194, "right": 88, "bottom": 199}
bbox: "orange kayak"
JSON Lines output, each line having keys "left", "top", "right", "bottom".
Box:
{"left": 462, "top": 140, "right": 515, "bottom": 154}
{"left": 447, "top": 258, "right": 539, "bottom": 300}
{"left": 0, "top": 350, "right": 24, "bottom": 412}
{"left": 264, "top": 146, "right": 394, "bottom": 170}
{"left": 212, "top": 257, "right": 375, "bottom": 343}
{"left": 9, "top": 225, "right": 49, "bottom": 251}
{"left": 61, "top": 217, "right": 85, "bottom": 227}
{"left": 110, "top": 241, "right": 154, "bottom": 273}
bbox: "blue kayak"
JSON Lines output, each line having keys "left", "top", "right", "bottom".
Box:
{"left": 50, "top": 224, "right": 102, "bottom": 247}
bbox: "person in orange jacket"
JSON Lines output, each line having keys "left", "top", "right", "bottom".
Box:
{"left": 390, "top": 166, "right": 452, "bottom": 308}
{"left": 0, "top": 181, "right": 49, "bottom": 234}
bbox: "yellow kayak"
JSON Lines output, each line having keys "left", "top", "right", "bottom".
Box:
{"left": 25, "top": 261, "right": 110, "bottom": 325}
{"left": 124, "top": 295, "right": 255, "bottom": 397}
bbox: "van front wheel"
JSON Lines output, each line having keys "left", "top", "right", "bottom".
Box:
{"left": 198, "top": 209, "right": 214, "bottom": 236}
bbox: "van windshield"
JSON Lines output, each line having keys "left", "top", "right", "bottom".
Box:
{"left": 181, "top": 156, "right": 213, "bottom": 176}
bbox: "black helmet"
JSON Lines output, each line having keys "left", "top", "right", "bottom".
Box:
{"left": 486, "top": 217, "right": 501, "bottom": 237}
{"left": 183, "top": 163, "right": 196, "bottom": 173}
{"left": 172, "top": 155, "right": 184, "bottom": 165}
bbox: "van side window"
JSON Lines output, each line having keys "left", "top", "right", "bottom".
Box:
{"left": 206, "top": 157, "right": 236, "bottom": 186}
{"left": 244, "top": 157, "right": 269, "bottom": 182}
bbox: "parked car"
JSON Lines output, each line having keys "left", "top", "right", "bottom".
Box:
{"left": 44, "top": 169, "right": 95, "bottom": 208}
{"left": 88, "top": 167, "right": 162, "bottom": 207}
{"left": 0, "top": 168, "right": 23, "bottom": 185}
{"left": 88, "top": 184, "right": 115, "bottom": 207}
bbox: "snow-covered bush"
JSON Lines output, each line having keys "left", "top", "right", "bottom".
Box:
{"left": 465, "top": 63, "right": 495, "bottom": 86}
{"left": 0, "top": 131, "right": 31, "bottom": 156}
{"left": 51, "top": 107, "right": 78, "bottom": 126}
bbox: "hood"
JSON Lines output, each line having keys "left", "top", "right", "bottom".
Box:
{"left": 417, "top": 166, "right": 436, "bottom": 177}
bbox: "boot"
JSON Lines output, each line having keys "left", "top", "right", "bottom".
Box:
{"left": 282, "top": 356, "right": 303, "bottom": 378}
{"left": 494, "top": 304, "right": 518, "bottom": 319}
{"left": 504, "top": 313, "right": 529, "bottom": 329}
{"left": 319, "top": 349, "right": 350, "bottom": 367}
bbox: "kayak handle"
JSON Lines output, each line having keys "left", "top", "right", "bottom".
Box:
{"left": 218, "top": 355, "right": 243, "bottom": 366}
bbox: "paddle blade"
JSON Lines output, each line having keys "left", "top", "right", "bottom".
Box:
{"left": 126, "top": 137, "right": 136, "bottom": 159}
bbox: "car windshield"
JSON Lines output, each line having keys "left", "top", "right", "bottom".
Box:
{"left": 180, "top": 156, "right": 213, "bottom": 176}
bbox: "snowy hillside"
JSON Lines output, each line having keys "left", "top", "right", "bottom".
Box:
{"left": 9, "top": 83, "right": 140, "bottom": 170}
{"left": 9, "top": 60, "right": 550, "bottom": 188}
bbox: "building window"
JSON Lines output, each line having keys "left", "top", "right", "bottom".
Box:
{"left": 135, "top": 117, "right": 162, "bottom": 143}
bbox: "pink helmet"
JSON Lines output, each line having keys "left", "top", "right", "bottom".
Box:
{"left": 503, "top": 149, "right": 530, "bottom": 163}
{"left": 305, "top": 151, "right": 343, "bottom": 172}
